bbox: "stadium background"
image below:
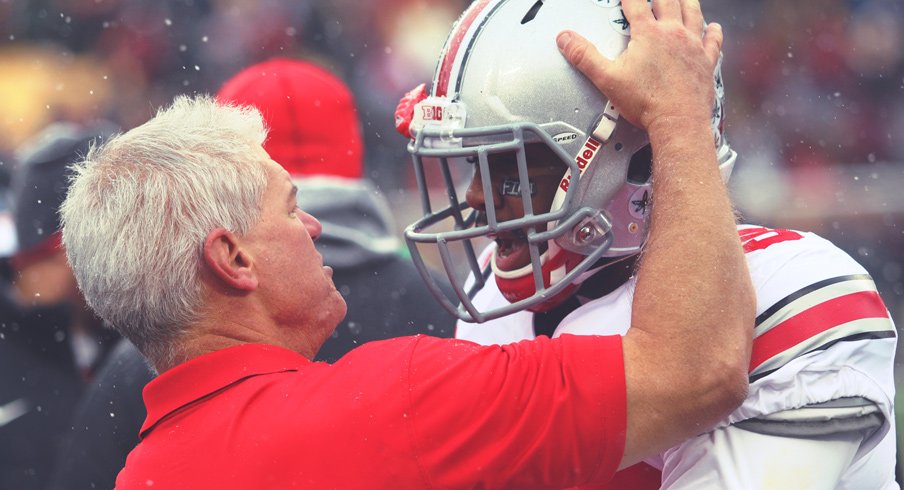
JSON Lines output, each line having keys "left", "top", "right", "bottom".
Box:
{"left": 0, "top": 0, "right": 902, "bottom": 479}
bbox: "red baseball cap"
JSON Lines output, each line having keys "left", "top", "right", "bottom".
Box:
{"left": 216, "top": 58, "right": 364, "bottom": 179}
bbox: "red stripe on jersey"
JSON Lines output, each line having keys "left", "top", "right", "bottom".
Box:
{"left": 435, "top": 0, "right": 493, "bottom": 97}
{"left": 481, "top": 249, "right": 493, "bottom": 269}
{"left": 749, "top": 290, "right": 889, "bottom": 372}
{"left": 738, "top": 227, "right": 768, "bottom": 240}
{"left": 738, "top": 227, "right": 804, "bottom": 253}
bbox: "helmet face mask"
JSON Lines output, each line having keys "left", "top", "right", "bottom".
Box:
{"left": 402, "top": 0, "right": 735, "bottom": 323}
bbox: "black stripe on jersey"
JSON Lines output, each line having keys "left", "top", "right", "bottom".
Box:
{"left": 755, "top": 274, "right": 874, "bottom": 327}
{"left": 452, "top": 0, "right": 508, "bottom": 98}
{"left": 749, "top": 330, "right": 896, "bottom": 383}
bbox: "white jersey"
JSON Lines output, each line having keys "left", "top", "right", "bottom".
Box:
{"left": 456, "top": 225, "right": 898, "bottom": 489}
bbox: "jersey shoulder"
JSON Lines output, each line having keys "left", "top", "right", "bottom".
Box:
{"left": 689, "top": 226, "right": 899, "bottom": 470}
{"left": 736, "top": 224, "right": 896, "bottom": 383}
{"left": 739, "top": 224, "right": 868, "bottom": 296}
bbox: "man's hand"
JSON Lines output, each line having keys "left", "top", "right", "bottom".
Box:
{"left": 554, "top": 0, "right": 755, "bottom": 469}
{"left": 556, "top": 0, "right": 721, "bottom": 133}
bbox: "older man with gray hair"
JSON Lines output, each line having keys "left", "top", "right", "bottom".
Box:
{"left": 63, "top": 98, "right": 345, "bottom": 372}
{"left": 59, "top": 5, "right": 755, "bottom": 484}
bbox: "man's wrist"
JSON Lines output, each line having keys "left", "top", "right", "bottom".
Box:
{"left": 644, "top": 112, "right": 712, "bottom": 141}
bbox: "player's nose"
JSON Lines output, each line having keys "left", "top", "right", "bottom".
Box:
{"left": 465, "top": 172, "right": 502, "bottom": 213}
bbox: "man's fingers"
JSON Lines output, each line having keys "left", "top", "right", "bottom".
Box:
{"left": 621, "top": 0, "right": 654, "bottom": 27}
{"left": 680, "top": 0, "right": 705, "bottom": 36}
{"left": 651, "top": 0, "right": 681, "bottom": 22}
{"left": 557, "top": 30, "right": 612, "bottom": 91}
{"left": 701, "top": 22, "right": 724, "bottom": 66}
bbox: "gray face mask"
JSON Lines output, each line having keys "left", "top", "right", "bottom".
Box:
{"left": 401, "top": 0, "right": 735, "bottom": 323}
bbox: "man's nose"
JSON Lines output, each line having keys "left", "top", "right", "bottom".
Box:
{"left": 464, "top": 172, "right": 502, "bottom": 212}
{"left": 298, "top": 210, "right": 323, "bottom": 240}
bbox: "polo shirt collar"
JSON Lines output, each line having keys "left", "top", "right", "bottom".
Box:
{"left": 140, "top": 343, "right": 310, "bottom": 438}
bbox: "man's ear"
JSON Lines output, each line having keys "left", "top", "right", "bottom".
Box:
{"left": 202, "top": 228, "right": 258, "bottom": 291}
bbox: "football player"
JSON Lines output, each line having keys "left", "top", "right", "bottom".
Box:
{"left": 396, "top": 0, "right": 898, "bottom": 487}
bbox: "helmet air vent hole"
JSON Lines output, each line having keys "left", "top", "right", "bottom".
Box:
{"left": 614, "top": 142, "right": 623, "bottom": 151}
{"left": 627, "top": 144, "right": 653, "bottom": 184}
{"left": 521, "top": 0, "right": 544, "bottom": 24}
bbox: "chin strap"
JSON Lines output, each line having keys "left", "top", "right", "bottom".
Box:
{"left": 573, "top": 252, "right": 637, "bottom": 286}
{"left": 492, "top": 243, "right": 582, "bottom": 312}
{"left": 593, "top": 103, "right": 620, "bottom": 143}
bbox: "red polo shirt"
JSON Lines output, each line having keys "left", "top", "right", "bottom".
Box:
{"left": 116, "top": 334, "right": 626, "bottom": 489}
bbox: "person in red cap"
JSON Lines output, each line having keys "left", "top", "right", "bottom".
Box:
{"left": 216, "top": 58, "right": 364, "bottom": 180}
{"left": 47, "top": 58, "right": 456, "bottom": 490}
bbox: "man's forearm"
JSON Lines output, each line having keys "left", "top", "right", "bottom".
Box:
{"left": 637, "top": 116, "right": 752, "bottom": 381}
{"left": 556, "top": 0, "right": 756, "bottom": 468}
{"left": 620, "top": 115, "right": 754, "bottom": 467}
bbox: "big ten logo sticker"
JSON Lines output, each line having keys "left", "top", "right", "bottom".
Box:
{"left": 421, "top": 105, "right": 444, "bottom": 121}
{"left": 739, "top": 227, "right": 804, "bottom": 253}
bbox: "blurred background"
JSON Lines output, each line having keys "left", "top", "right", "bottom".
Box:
{"left": 0, "top": 0, "right": 902, "bottom": 471}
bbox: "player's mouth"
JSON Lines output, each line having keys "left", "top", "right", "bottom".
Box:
{"left": 492, "top": 230, "right": 547, "bottom": 272}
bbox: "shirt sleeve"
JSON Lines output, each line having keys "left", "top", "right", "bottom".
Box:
{"left": 404, "top": 333, "right": 626, "bottom": 489}
{"left": 659, "top": 423, "right": 877, "bottom": 489}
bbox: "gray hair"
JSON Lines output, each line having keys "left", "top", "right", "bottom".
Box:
{"left": 60, "top": 95, "right": 269, "bottom": 368}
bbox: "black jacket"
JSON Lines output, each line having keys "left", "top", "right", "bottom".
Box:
{"left": 0, "top": 285, "right": 117, "bottom": 490}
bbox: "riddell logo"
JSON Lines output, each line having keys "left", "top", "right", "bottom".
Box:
{"left": 559, "top": 137, "right": 602, "bottom": 192}
{"left": 421, "top": 106, "right": 444, "bottom": 121}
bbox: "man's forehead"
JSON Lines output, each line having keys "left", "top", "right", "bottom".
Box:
{"left": 260, "top": 158, "right": 296, "bottom": 201}
{"left": 261, "top": 156, "right": 290, "bottom": 179}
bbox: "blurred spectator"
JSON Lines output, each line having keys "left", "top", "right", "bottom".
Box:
{"left": 1, "top": 0, "right": 900, "bottom": 177}
{"left": 0, "top": 121, "right": 119, "bottom": 490}
{"left": 47, "top": 58, "right": 455, "bottom": 490}
{"left": 317, "top": 0, "right": 470, "bottom": 189}
{"left": 47, "top": 337, "right": 150, "bottom": 490}
{"left": 0, "top": 151, "right": 13, "bottom": 258}
{"left": 0, "top": 0, "right": 462, "bottom": 192}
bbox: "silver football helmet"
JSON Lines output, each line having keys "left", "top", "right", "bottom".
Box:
{"left": 399, "top": 0, "right": 736, "bottom": 323}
